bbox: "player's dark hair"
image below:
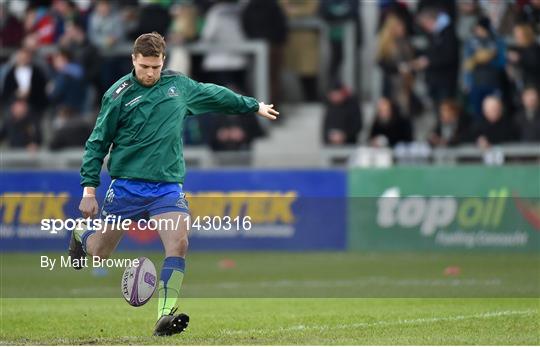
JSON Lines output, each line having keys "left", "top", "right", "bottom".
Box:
{"left": 133, "top": 32, "right": 166, "bottom": 58}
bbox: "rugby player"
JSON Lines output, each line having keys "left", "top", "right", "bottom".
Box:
{"left": 69, "top": 32, "right": 278, "bottom": 336}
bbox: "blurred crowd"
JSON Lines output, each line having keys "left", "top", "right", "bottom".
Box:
{"left": 324, "top": 0, "right": 540, "bottom": 150}
{"left": 0, "top": 0, "right": 358, "bottom": 150}
{"left": 0, "top": 0, "right": 539, "bottom": 154}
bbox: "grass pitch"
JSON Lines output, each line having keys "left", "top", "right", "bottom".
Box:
{"left": 1, "top": 252, "right": 539, "bottom": 345}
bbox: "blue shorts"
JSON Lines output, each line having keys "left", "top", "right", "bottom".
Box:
{"left": 100, "top": 178, "right": 189, "bottom": 221}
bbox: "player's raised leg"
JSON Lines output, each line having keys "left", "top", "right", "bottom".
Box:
{"left": 69, "top": 213, "right": 126, "bottom": 269}
{"left": 69, "top": 194, "right": 104, "bottom": 268}
{"left": 70, "top": 220, "right": 126, "bottom": 261}
{"left": 70, "top": 179, "right": 134, "bottom": 268}
{"left": 152, "top": 210, "right": 190, "bottom": 336}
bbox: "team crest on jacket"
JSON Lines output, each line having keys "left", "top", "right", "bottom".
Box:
{"left": 168, "top": 86, "right": 179, "bottom": 97}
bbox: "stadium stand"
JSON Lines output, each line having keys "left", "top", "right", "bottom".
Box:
{"left": 1, "top": 0, "right": 539, "bottom": 168}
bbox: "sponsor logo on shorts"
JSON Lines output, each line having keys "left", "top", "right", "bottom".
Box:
{"left": 105, "top": 188, "right": 115, "bottom": 204}
{"left": 176, "top": 195, "right": 188, "bottom": 209}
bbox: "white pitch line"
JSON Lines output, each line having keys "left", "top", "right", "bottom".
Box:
{"left": 187, "top": 277, "right": 504, "bottom": 289}
{"left": 219, "top": 309, "right": 538, "bottom": 336}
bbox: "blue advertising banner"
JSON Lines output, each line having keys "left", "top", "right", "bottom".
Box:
{"left": 0, "top": 170, "right": 346, "bottom": 252}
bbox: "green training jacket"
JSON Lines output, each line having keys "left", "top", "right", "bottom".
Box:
{"left": 80, "top": 70, "right": 259, "bottom": 187}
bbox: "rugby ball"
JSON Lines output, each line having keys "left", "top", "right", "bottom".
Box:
{"left": 121, "top": 257, "right": 157, "bottom": 307}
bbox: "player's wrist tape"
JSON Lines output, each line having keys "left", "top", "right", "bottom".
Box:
{"left": 83, "top": 187, "right": 96, "bottom": 197}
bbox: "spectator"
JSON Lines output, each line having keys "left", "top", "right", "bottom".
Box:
{"left": 24, "top": 4, "right": 56, "bottom": 45}
{"left": 88, "top": 0, "right": 127, "bottom": 95}
{"left": 1, "top": 48, "right": 48, "bottom": 111}
{"left": 19, "top": 31, "right": 53, "bottom": 79}
{"left": 119, "top": 5, "right": 139, "bottom": 41}
{"left": 0, "top": 97, "right": 41, "bottom": 150}
{"left": 428, "top": 99, "right": 471, "bottom": 147}
{"left": 0, "top": 3, "right": 25, "bottom": 48}
{"left": 49, "top": 106, "right": 92, "bottom": 150}
{"left": 51, "top": 0, "right": 80, "bottom": 42}
{"left": 369, "top": 97, "right": 413, "bottom": 147}
{"left": 281, "top": 0, "right": 320, "bottom": 101}
{"left": 127, "top": 2, "right": 171, "bottom": 40}
{"left": 48, "top": 48, "right": 87, "bottom": 114}
{"left": 319, "top": 0, "right": 361, "bottom": 78}
{"left": 377, "top": 14, "right": 421, "bottom": 117}
{"left": 59, "top": 18, "right": 101, "bottom": 102}
{"left": 377, "top": 0, "right": 414, "bottom": 36}
{"left": 167, "top": 3, "right": 200, "bottom": 76}
{"left": 201, "top": 0, "right": 249, "bottom": 89}
{"left": 204, "top": 112, "right": 265, "bottom": 151}
{"left": 193, "top": 0, "right": 216, "bottom": 14}
{"left": 88, "top": 0, "right": 124, "bottom": 50}
{"left": 242, "top": 0, "right": 288, "bottom": 106}
{"left": 518, "top": 0, "right": 540, "bottom": 34}
{"left": 413, "top": 8, "right": 460, "bottom": 110}
{"left": 455, "top": 0, "right": 482, "bottom": 42}
{"left": 182, "top": 115, "right": 206, "bottom": 146}
{"left": 322, "top": 81, "right": 362, "bottom": 145}
{"left": 507, "top": 23, "right": 540, "bottom": 91}
{"left": 478, "top": 0, "right": 520, "bottom": 36}
{"left": 417, "top": 0, "right": 456, "bottom": 21}
{"left": 186, "top": 84, "right": 264, "bottom": 151}
{"left": 213, "top": 84, "right": 264, "bottom": 151}
{"left": 473, "top": 96, "right": 518, "bottom": 149}
{"left": 514, "top": 87, "right": 540, "bottom": 142}
{"left": 463, "top": 17, "right": 506, "bottom": 121}
{"left": 168, "top": 2, "right": 199, "bottom": 44}
{"left": 197, "top": 84, "right": 264, "bottom": 151}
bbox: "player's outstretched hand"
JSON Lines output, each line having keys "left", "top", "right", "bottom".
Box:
{"left": 79, "top": 196, "right": 99, "bottom": 218}
{"left": 257, "top": 102, "right": 279, "bottom": 120}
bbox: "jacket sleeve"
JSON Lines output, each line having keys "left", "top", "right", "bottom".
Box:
{"left": 489, "top": 39, "right": 506, "bottom": 69}
{"left": 427, "top": 30, "right": 459, "bottom": 69}
{"left": 80, "top": 95, "right": 119, "bottom": 187}
{"left": 183, "top": 77, "right": 259, "bottom": 115}
{"left": 519, "top": 45, "right": 540, "bottom": 71}
{"left": 463, "top": 40, "right": 474, "bottom": 89}
{"left": 377, "top": 57, "right": 399, "bottom": 75}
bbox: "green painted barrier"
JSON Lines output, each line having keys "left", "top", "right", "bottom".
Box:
{"left": 348, "top": 166, "right": 540, "bottom": 251}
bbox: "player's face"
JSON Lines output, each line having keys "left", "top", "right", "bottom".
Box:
{"left": 132, "top": 53, "right": 165, "bottom": 87}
